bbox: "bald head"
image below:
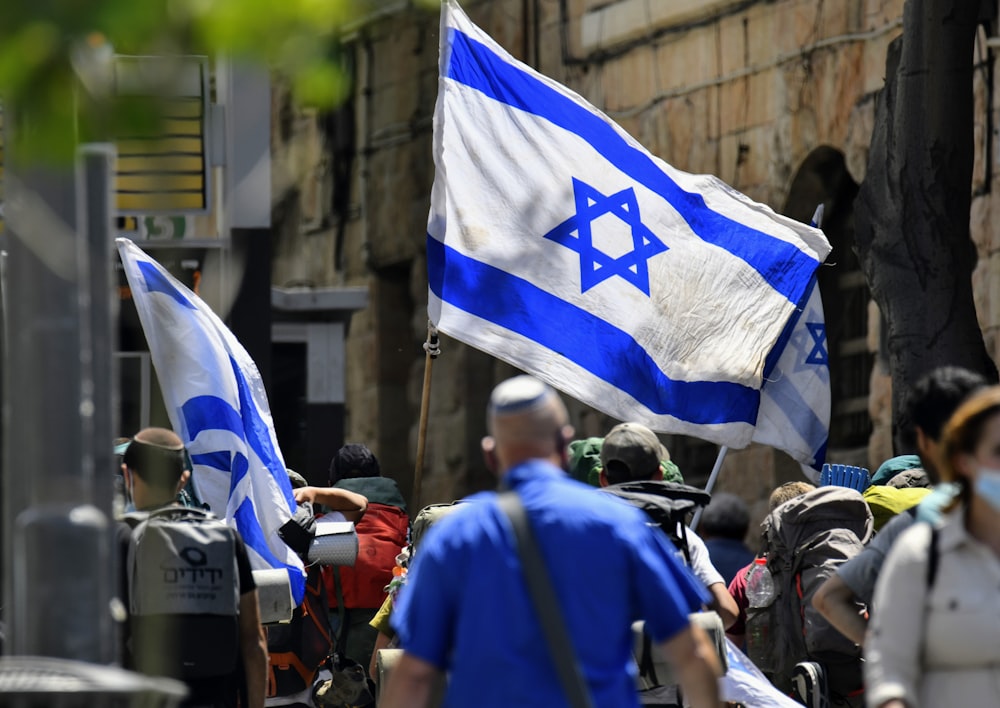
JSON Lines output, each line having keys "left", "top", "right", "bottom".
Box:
{"left": 123, "top": 427, "right": 187, "bottom": 490}
{"left": 485, "top": 376, "right": 572, "bottom": 473}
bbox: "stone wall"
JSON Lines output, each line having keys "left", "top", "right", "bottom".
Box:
{"left": 270, "top": 0, "right": 1000, "bottom": 529}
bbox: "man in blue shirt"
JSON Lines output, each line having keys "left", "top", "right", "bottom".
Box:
{"left": 380, "top": 375, "right": 722, "bottom": 708}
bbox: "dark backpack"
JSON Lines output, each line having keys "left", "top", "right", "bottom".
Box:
{"left": 599, "top": 480, "right": 711, "bottom": 564}
{"left": 266, "top": 565, "right": 333, "bottom": 698}
{"left": 746, "top": 486, "right": 873, "bottom": 699}
{"left": 124, "top": 506, "right": 240, "bottom": 680}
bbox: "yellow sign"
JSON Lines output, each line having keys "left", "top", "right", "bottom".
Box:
{"left": 113, "top": 56, "right": 211, "bottom": 215}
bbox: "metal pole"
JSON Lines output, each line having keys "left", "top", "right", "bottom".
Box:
{"left": 2, "top": 143, "right": 113, "bottom": 662}
{"left": 411, "top": 322, "right": 440, "bottom": 513}
{"left": 690, "top": 445, "right": 728, "bottom": 532}
{"left": 78, "top": 144, "right": 118, "bottom": 525}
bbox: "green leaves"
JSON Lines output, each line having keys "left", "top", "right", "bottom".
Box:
{"left": 0, "top": 0, "right": 411, "bottom": 160}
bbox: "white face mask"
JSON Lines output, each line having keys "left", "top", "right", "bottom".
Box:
{"left": 974, "top": 468, "right": 1000, "bottom": 512}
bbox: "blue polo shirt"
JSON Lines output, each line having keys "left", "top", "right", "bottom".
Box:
{"left": 391, "top": 460, "right": 709, "bottom": 708}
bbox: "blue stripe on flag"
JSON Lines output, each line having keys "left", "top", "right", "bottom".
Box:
{"left": 191, "top": 450, "right": 233, "bottom": 471}
{"left": 234, "top": 496, "right": 306, "bottom": 601}
{"left": 229, "top": 357, "right": 296, "bottom": 510}
{"left": 230, "top": 453, "right": 249, "bottom": 495}
{"left": 137, "top": 261, "right": 195, "bottom": 309}
{"left": 445, "top": 29, "right": 816, "bottom": 305}
{"left": 428, "top": 236, "right": 759, "bottom": 425}
{"left": 761, "top": 276, "right": 816, "bottom": 380}
{"left": 182, "top": 395, "right": 245, "bottom": 439}
{"left": 180, "top": 382, "right": 294, "bottom": 511}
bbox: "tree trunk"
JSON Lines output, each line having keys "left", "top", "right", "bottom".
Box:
{"left": 854, "top": 0, "right": 998, "bottom": 450}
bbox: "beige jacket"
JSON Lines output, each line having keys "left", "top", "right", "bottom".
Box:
{"left": 864, "top": 508, "right": 1000, "bottom": 707}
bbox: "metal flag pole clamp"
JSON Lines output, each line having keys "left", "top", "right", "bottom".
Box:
{"left": 412, "top": 322, "right": 440, "bottom": 513}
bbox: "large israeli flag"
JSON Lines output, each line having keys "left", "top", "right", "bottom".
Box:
{"left": 117, "top": 238, "right": 306, "bottom": 603}
{"left": 428, "top": 1, "right": 832, "bottom": 455}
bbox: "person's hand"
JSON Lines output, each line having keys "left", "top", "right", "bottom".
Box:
{"left": 819, "top": 464, "right": 871, "bottom": 493}
{"left": 278, "top": 501, "right": 316, "bottom": 556}
{"left": 293, "top": 486, "right": 318, "bottom": 505}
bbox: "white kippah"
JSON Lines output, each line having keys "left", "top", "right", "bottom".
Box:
{"left": 488, "top": 375, "right": 553, "bottom": 416}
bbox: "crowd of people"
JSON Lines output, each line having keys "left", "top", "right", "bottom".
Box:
{"left": 112, "top": 364, "right": 1000, "bottom": 708}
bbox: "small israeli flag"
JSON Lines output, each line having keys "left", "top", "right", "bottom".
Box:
{"left": 117, "top": 238, "right": 306, "bottom": 603}
{"left": 427, "top": 1, "right": 831, "bottom": 458}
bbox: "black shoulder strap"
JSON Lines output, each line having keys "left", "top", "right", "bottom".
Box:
{"left": 926, "top": 524, "right": 940, "bottom": 590}
{"left": 496, "top": 491, "right": 594, "bottom": 708}
{"left": 331, "top": 566, "right": 348, "bottom": 656}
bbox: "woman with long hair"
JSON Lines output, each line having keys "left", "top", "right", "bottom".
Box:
{"left": 864, "top": 384, "right": 1000, "bottom": 707}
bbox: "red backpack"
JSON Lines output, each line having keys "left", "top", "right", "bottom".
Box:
{"left": 324, "top": 501, "right": 410, "bottom": 609}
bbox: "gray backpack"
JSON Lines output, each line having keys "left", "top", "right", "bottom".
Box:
{"left": 746, "top": 486, "right": 873, "bottom": 700}
{"left": 125, "top": 506, "right": 241, "bottom": 679}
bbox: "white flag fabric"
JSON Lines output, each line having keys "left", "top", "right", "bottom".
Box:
{"left": 721, "top": 639, "right": 804, "bottom": 707}
{"left": 427, "top": 0, "right": 832, "bottom": 454}
{"left": 117, "top": 238, "right": 306, "bottom": 603}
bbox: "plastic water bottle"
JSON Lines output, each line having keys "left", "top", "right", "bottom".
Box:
{"left": 746, "top": 557, "right": 775, "bottom": 607}
{"left": 745, "top": 557, "right": 776, "bottom": 673}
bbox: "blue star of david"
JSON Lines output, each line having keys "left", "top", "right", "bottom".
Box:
{"left": 543, "top": 178, "right": 668, "bottom": 295}
{"left": 805, "top": 323, "right": 828, "bottom": 365}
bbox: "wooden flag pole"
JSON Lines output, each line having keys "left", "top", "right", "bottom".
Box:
{"left": 412, "top": 322, "right": 440, "bottom": 513}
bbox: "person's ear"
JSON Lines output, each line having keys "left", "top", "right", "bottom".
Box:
{"left": 953, "top": 453, "right": 977, "bottom": 481}
{"left": 557, "top": 425, "right": 574, "bottom": 468}
{"left": 916, "top": 427, "right": 935, "bottom": 461}
{"left": 482, "top": 436, "right": 499, "bottom": 474}
{"left": 176, "top": 469, "right": 191, "bottom": 494}
{"left": 598, "top": 468, "right": 609, "bottom": 487}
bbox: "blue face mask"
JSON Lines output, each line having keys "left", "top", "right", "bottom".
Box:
{"left": 974, "top": 468, "right": 1000, "bottom": 512}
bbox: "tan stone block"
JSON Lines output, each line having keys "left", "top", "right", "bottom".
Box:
{"left": 745, "top": 3, "right": 786, "bottom": 67}
{"left": 371, "top": 21, "right": 437, "bottom": 91}
{"left": 824, "top": 44, "right": 866, "bottom": 144}
{"left": 866, "top": 300, "right": 881, "bottom": 354}
{"left": 581, "top": 0, "right": 750, "bottom": 53}
{"left": 867, "top": 363, "right": 893, "bottom": 467}
{"left": 729, "top": 126, "right": 771, "bottom": 191}
{"left": 972, "top": 260, "right": 987, "bottom": 331}
{"left": 861, "top": 29, "right": 901, "bottom": 96}
{"left": 746, "top": 69, "right": 778, "bottom": 127}
{"left": 609, "top": 45, "right": 656, "bottom": 113}
{"left": 370, "top": 78, "right": 420, "bottom": 135}
{"left": 979, "top": 254, "right": 1000, "bottom": 333}
{"left": 843, "top": 100, "right": 874, "bottom": 183}
{"left": 656, "top": 97, "right": 691, "bottom": 166}
{"left": 718, "top": 79, "right": 746, "bottom": 136}
{"left": 690, "top": 90, "right": 718, "bottom": 163}
{"left": 863, "top": 0, "right": 906, "bottom": 29}
{"left": 536, "top": 21, "right": 565, "bottom": 77}
{"left": 970, "top": 194, "right": 991, "bottom": 259}
{"left": 716, "top": 133, "right": 743, "bottom": 188}
{"left": 656, "top": 30, "right": 716, "bottom": 95}
{"left": 717, "top": 13, "right": 748, "bottom": 76}
{"left": 821, "top": 0, "right": 863, "bottom": 37}
{"left": 868, "top": 422, "right": 893, "bottom": 472}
